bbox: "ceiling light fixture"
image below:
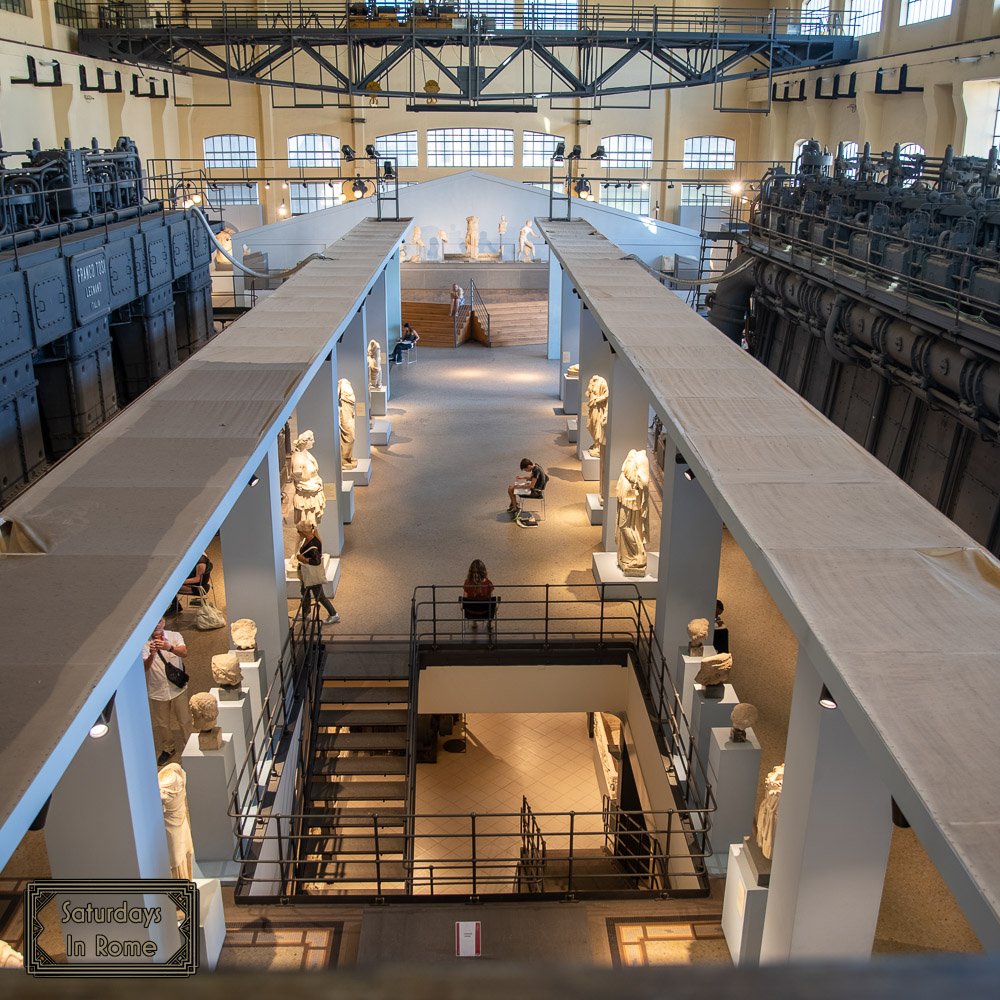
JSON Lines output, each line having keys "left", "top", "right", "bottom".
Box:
{"left": 89, "top": 696, "right": 116, "bottom": 739}
{"left": 342, "top": 145, "right": 357, "bottom": 162}
{"left": 683, "top": 468, "right": 696, "bottom": 481}
{"left": 819, "top": 684, "right": 838, "bottom": 710}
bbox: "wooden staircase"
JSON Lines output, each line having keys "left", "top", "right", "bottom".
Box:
{"left": 298, "top": 665, "right": 412, "bottom": 895}
{"left": 401, "top": 301, "right": 457, "bottom": 348}
{"left": 483, "top": 296, "right": 549, "bottom": 347}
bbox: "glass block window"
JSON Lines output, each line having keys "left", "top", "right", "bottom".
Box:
{"left": 210, "top": 183, "right": 260, "bottom": 206}
{"left": 847, "top": 0, "right": 883, "bottom": 35}
{"left": 600, "top": 134, "right": 653, "bottom": 168}
{"left": 427, "top": 128, "right": 514, "bottom": 168}
{"left": 204, "top": 134, "right": 258, "bottom": 168}
{"left": 800, "top": 0, "right": 830, "bottom": 35}
{"left": 525, "top": 0, "right": 578, "bottom": 30}
{"left": 287, "top": 134, "right": 340, "bottom": 168}
{"left": 523, "top": 131, "right": 564, "bottom": 168}
{"left": 680, "top": 183, "right": 729, "bottom": 207}
{"left": 682, "top": 135, "right": 736, "bottom": 170}
{"left": 601, "top": 184, "right": 651, "bottom": 216}
{"left": 290, "top": 182, "right": 338, "bottom": 215}
{"left": 375, "top": 131, "right": 418, "bottom": 168}
{"left": 899, "top": 0, "right": 951, "bottom": 26}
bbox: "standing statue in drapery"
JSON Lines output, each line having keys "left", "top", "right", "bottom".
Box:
{"left": 158, "top": 763, "right": 194, "bottom": 880}
{"left": 367, "top": 339, "right": 383, "bottom": 389}
{"left": 755, "top": 763, "right": 785, "bottom": 860}
{"left": 290, "top": 429, "right": 325, "bottom": 527}
{"left": 465, "top": 215, "right": 480, "bottom": 259}
{"left": 338, "top": 378, "right": 357, "bottom": 469}
{"left": 615, "top": 449, "right": 651, "bottom": 577}
{"left": 409, "top": 225, "right": 426, "bottom": 262}
{"left": 585, "top": 374, "right": 609, "bottom": 501}
{"left": 518, "top": 219, "right": 536, "bottom": 261}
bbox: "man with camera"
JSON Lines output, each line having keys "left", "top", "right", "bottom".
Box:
{"left": 142, "top": 617, "right": 190, "bottom": 767}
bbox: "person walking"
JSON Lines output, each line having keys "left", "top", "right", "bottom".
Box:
{"left": 295, "top": 522, "right": 340, "bottom": 625}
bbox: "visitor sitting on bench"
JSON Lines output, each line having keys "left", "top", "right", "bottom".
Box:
{"left": 507, "top": 458, "right": 548, "bottom": 520}
{"left": 462, "top": 559, "right": 495, "bottom": 630}
{"left": 391, "top": 323, "right": 420, "bottom": 364}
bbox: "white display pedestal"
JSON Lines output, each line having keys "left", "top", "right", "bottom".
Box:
{"left": 182, "top": 734, "right": 238, "bottom": 880}
{"left": 592, "top": 551, "right": 659, "bottom": 599}
{"left": 690, "top": 683, "right": 739, "bottom": 800}
{"left": 581, "top": 453, "right": 600, "bottom": 481}
{"left": 722, "top": 843, "right": 769, "bottom": 966}
{"left": 231, "top": 654, "right": 264, "bottom": 723}
{"left": 676, "top": 645, "right": 717, "bottom": 728}
{"left": 566, "top": 416, "right": 578, "bottom": 443}
{"left": 585, "top": 493, "right": 604, "bottom": 525}
{"left": 195, "top": 877, "right": 227, "bottom": 970}
{"left": 343, "top": 457, "right": 372, "bottom": 486}
{"left": 371, "top": 417, "right": 392, "bottom": 446}
{"left": 211, "top": 687, "right": 254, "bottom": 804}
{"left": 562, "top": 374, "right": 579, "bottom": 415}
{"left": 284, "top": 553, "right": 340, "bottom": 599}
{"left": 706, "top": 727, "right": 761, "bottom": 874}
{"left": 370, "top": 386, "right": 388, "bottom": 416}
{"left": 341, "top": 480, "right": 355, "bottom": 523}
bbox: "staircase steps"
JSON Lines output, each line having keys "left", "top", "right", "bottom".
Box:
{"left": 307, "top": 779, "right": 407, "bottom": 803}
{"left": 312, "top": 756, "right": 407, "bottom": 776}
{"left": 318, "top": 708, "right": 409, "bottom": 727}
{"left": 308, "top": 860, "right": 408, "bottom": 882}
{"left": 305, "top": 806, "right": 407, "bottom": 827}
{"left": 485, "top": 300, "right": 549, "bottom": 347}
{"left": 401, "top": 301, "right": 456, "bottom": 347}
{"left": 320, "top": 685, "right": 409, "bottom": 705}
{"left": 313, "top": 731, "right": 408, "bottom": 752}
{"left": 301, "top": 832, "right": 406, "bottom": 855}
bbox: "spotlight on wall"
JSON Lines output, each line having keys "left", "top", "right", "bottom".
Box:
{"left": 365, "top": 144, "right": 378, "bottom": 159}
{"left": 282, "top": 180, "right": 288, "bottom": 190}
{"left": 382, "top": 160, "right": 396, "bottom": 180}
{"left": 264, "top": 180, "right": 270, "bottom": 190}
{"left": 342, "top": 144, "right": 357, "bottom": 162}
{"left": 89, "top": 696, "right": 116, "bottom": 740}
{"left": 592, "top": 145, "right": 606, "bottom": 160}
{"left": 567, "top": 144, "right": 582, "bottom": 160}
{"left": 683, "top": 468, "right": 696, "bottom": 481}
{"left": 29, "top": 797, "right": 51, "bottom": 832}
{"left": 278, "top": 200, "right": 288, "bottom": 217}
{"left": 730, "top": 181, "right": 743, "bottom": 196}
{"left": 552, "top": 141, "right": 566, "bottom": 161}
{"left": 667, "top": 181, "right": 675, "bottom": 190}
{"left": 891, "top": 798, "right": 910, "bottom": 829}
{"left": 573, "top": 176, "right": 592, "bottom": 200}
{"left": 818, "top": 684, "right": 838, "bottom": 710}
{"left": 248, "top": 474, "right": 260, "bottom": 487}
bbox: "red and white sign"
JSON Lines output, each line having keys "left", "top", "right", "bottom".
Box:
{"left": 455, "top": 921, "right": 481, "bottom": 958}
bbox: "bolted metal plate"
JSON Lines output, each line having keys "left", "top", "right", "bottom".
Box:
{"left": 131, "top": 233, "right": 149, "bottom": 296}
{"left": 145, "top": 227, "right": 173, "bottom": 288}
{"left": 190, "top": 216, "right": 210, "bottom": 265}
{"left": 69, "top": 247, "right": 111, "bottom": 324}
{"left": 0, "top": 272, "right": 32, "bottom": 366}
{"left": 170, "top": 219, "right": 192, "bottom": 277}
{"left": 27, "top": 258, "right": 72, "bottom": 346}
{"left": 108, "top": 241, "right": 138, "bottom": 307}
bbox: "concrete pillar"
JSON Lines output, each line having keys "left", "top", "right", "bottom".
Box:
{"left": 547, "top": 255, "right": 562, "bottom": 361}
{"left": 385, "top": 249, "right": 402, "bottom": 355}
{"left": 577, "top": 306, "right": 612, "bottom": 462}
{"left": 295, "top": 354, "right": 345, "bottom": 555}
{"left": 654, "top": 457, "right": 723, "bottom": 649}
{"left": 559, "top": 271, "right": 581, "bottom": 399}
{"left": 337, "top": 307, "right": 372, "bottom": 465}
{"left": 220, "top": 443, "right": 287, "bottom": 684}
{"left": 367, "top": 269, "right": 391, "bottom": 402}
{"left": 601, "top": 354, "right": 652, "bottom": 552}
{"left": 759, "top": 651, "right": 893, "bottom": 962}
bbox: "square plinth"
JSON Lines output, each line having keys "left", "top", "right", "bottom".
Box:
{"left": 370, "top": 386, "right": 388, "bottom": 416}
{"left": 591, "top": 551, "right": 659, "bottom": 599}
{"left": 343, "top": 457, "right": 372, "bottom": 486}
{"left": 371, "top": 417, "right": 392, "bottom": 446}
{"left": 586, "top": 493, "right": 604, "bottom": 525}
{"left": 566, "top": 416, "right": 578, "bottom": 443}
{"left": 562, "top": 373, "right": 579, "bottom": 414}
{"left": 341, "top": 479, "right": 355, "bottom": 523}
{"left": 285, "top": 553, "right": 340, "bottom": 599}
{"left": 722, "top": 843, "right": 769, "bottom": 966}
{"left": 195, "top": 878, "right": 227, "bottom": 970}
{"left": 581, "top": 453, "right": 600, "bottom": 481}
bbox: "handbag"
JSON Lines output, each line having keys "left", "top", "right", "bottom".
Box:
{"left": 193, "top": 601, "right": 227, "bottom": 631}
{"left": 298, "top": 558, "right": 327, "bottom": 589}
{"left": 157, "top": 649, "right": 189, "bottom": 689}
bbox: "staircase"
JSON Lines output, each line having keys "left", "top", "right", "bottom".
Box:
{"left": 476, "top": 293, "right": 548, "bottom": 347}
{"left": 401, "top": 301, "right": 457, "bottom": 348}
{"left": 297, "top": 651, "right": 413, "bottom": 895}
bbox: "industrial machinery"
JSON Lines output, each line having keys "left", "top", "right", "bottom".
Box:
{"left": 710, "top": 141, "right": 1000, "bottom": 554}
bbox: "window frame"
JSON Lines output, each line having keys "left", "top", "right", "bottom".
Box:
{"left": 208, "top": 182, "right": 260, "bottom": 207}
{"left": 289, "top": 181, "right": 338, "bottom": 216}
{"left": 799, "top": 0, "right": 830, "bottom": 35}
{"left": 600, "top": 134, "right": 654, "bottom": 169}
{"left": 286, "top": 134, "right": 341, "bottom": 168}
{"left": 682, "top": 135, "right": 736, "bottom": 170}
{"left": 426, "top": 127, "right": 515, "bottom": 168}
{"left": 847, "top": 0, "right": 883, "bottom": 36}
{"left": 203, "top": 134, "right": 258, "bottom": 169}
{"left": 680, "top": 183, "right": 729, "bottom": 207}
{"left": 899, "top": 0, "right": 952, "bottom": 27}
{"left": 523, "top": 131, "right": 564, "bottom": 168}
{"left": 375, "top": 131, "right": 419, "bottom": 168}
{"left": 600, "top": 182, "right": 651, "bottom": 216}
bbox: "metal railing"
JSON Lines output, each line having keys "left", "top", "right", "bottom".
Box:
{"left": 468, "top": 279, "right": 491, "bottom": 346}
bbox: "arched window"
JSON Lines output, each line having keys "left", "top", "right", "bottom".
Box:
{"left": 203, "top": 134, "right": 257, "bottom": 168}
{"left": 899, "top": 142, "right": 925, "bottom": 158}
{"left": 427, "top": 128, "right": 514, "bottom": 168}
{"left": 523, "top": 131, "right": 563, "bottom": 168}
{"left": 840, "top": 141, "right": 860, "bottom": 176}
{"left": 376, "top": 131, "right": 418, "bottom": 168}
{"left": 601, "top": 182, "right": 651, "bottom": 216}
{"left": 792, "top": 138, "right": 810, "bottom": 166}
{"left": 287, "top": 134, "right": 340, "bottom": 168}
{"left": 800, "top": 0, "right": 830, "bottom": 35}
{"left": 290, "top": 182, "right": 338, "bottom": 215}
{"left": 683, "top": 136, "right": 736, "bottom": 170}
{"left": 601, "top": 134, "right": 653, "bottom": 168}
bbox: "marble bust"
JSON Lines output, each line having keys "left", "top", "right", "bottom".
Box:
{"left": 756, "top": 763, "right": 785, "bottom": 860}
{"left": 687, "top": 617, "right": 710, "bottom": 657}
{"left": 212, "top": 652, "right": 243, "bottom": 695}
{"left": 231, "top": 617, "right": 257, "bottom": 650}
{"left": 158, "top": 763, "right": 194, "bottom": 880}
{"left": 730, "top": 702, "right": 758, "bottom": 743}
{"left": 566, "top": 363, "right": 579, "bottom": 378}
{"left": 694, "top": 652, "right": 732, "bottom": 696}
{"left": 189, "top": 692, "right": 222, "bottom": 751}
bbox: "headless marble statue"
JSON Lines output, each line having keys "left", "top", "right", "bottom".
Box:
{"left": 290, "top": 430, "right": 325, "bottom": 528}
{"left": 615, "top": 449, "right": 651, "bottom": 577}
{"left": 158, "top": 763, "right": 194, "bottom": 880}
{"left": 368, "top": 339, "right": 383, "bottom": 389}
{"left": 755, "top": 763, "right": 785, "bottom": 860}
{"left": 338, "top": 378, "right": 357, "bottom": 469}
{"left": 465, "top": 215, "right": 480, "bottom": 259}
{"left": 518, "top": 220, "right": 535, "bottom": 262}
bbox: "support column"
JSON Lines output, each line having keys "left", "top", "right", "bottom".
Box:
{"left": 577, "top": 306, "right": 612, "bottom": 462}
{"left": 220, "top": 443, "right": 286, "bottom": 683}
{"left": 654, "top": 455, "right": 722, "bottom": 648}
{"left": 547, "top": 255, "right": 562, "bottom": 361}
{"left": 367, "top": 269, "right": 391, "bottom": 403}
{"left": 759, "top": 651, "right": 893, "bottom": 961}
{"left": 601, "top": 354, "right": 652, "bottom": 552}
{"left": 559, "top": 271, "right": 581, "bottom": 405}
{"left": 385, "top": 250, "right": 402, "bottom": 364}
{"left": 295, "top": 355, "right": 344, "bottom": 555}
{"left": 337, "top": 307, "right": 372, "bottom": 482}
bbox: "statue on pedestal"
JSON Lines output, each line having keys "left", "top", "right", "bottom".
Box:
{"left": 730, "top": 703, "right": 758, "bottom": 743}
{"left": 615, "top": 449, "right": 650, "bottom": 577}
{"left": 158, "top": 763, "right": 195, "bottom": 880}
{"left": 687, "top": 617, "right": 710, "bottom": 657}
{"left": 409, "top": 225, "right": 426, "bottom": 262}
{"left": 584, "top": 375, "right": 608, "bottom": 458}
{"left": 231, "top": 618, "right": 257, "bottom": 651}
{"left": 367, "top": 339, "right": 383, "bottom": 389}
{"left": 437, "top": 228, "right": 448, "bottom": 261}
{"left": 694, "top": 652, "right": 733, "bottom": 698}
{"left": 518, "top": 220, "right": 536, "bottom": 261}
{"left": 212, "top": 652, "right": 244, "bottom": 700}
{"left": 290, "top": 430, "right": 325, "bottom": 528}
{"left": 755, "top": 763, "right": 785, "bottom": 860}
{"left": 465, "top": 215, "right": 480, "bottom": 259}
{"left": 189, "top": 692, "right": 222, "bottom": 751}
{"left": 338, "top": 378, "right": 357, "bottom": 469}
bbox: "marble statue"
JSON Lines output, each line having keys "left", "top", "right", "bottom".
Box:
{"left": 212, "top": 652, "right": 243, "bottom": 691}
{"left": 465, "top": 215, "right": 480, "bottom": 259}
{"left": 615, "top": 449, "right": 651, "bottom": 577}
{"left": 290, "top": 430, "right": 325, "bottom": 528}
{"left": 190, "top": 692, "right": 222, "bottom": 751}
{"left": 694, "top": 652, "right": 733, "bottom": 696}
{"left": 518, "top": 219, "right": 536, "bottom": 262}
{"left": 338, "top": 378, "right": 357, "bottom": 469}
{"left": 213, "top": 226, "right": 236, "bottom": 270}
{"left": 437, "top": 228, "right": 448, "bottom": 261}
{"left": 368, "top": 339, "right": 383, "bottom": 390}
{"left": 409, "top": 225, "right": 426, "bottom": 262}
{"left": 755, "top": 763, "right": 785, "bottom": 860}
{"left": 566, "top": 363, "right": 579, "bottom": 378}
{"left": 158, "top": 763, "right": 194, "bottom": 880}
{"left": 687, "top": 617, "right": 710, "bottom": 657}
{"left": 584, "top": 375, "right": 609, "bottom": 458}
{"left": 0, "top": 941, "right": 23, "bottom": 969}
{"left": 730, "top": 702, "right": 758, "bottom": 743}
{"left": 498, "top": 215, "right": 507, "bottom": 236}
{"left": 231, "top": 617, "right": 257, "bottom": 650}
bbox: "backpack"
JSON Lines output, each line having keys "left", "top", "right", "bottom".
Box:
{"left": 193, "top": 600, "right": 227, "bottom": 630}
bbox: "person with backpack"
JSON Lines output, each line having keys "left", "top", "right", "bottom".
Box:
{"left": 507, "top": 458, "right": 548, "bottom": 521}
{"left": 142, "top": 617, "right": 190, "bottom": 767}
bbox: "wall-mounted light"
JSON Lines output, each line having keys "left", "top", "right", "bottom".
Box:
{"left": 552, "top": 141, "right": 566, "bottom": 161}
{"left": 730, "top": 181, "right": 743, "bottom": 196}
{"left": 342, "top": 144, "right": 357, "bottom": 162}
{"left": 277, "top": 200, "right": 288, "bottom": 217}
{"left": 566, "top": 144, "right": 582, "bottom": 160}
{"left": 248, "top": 474, "right": 260, "bottom": 488}
{"left": 264, "top": 180, "right": 270, "bottom": 190}
{"left": 819, "top": 684, "right": 837, "bottom": 710}
{"left": 281, "top": 180, "right": 288, "bottom": 190}
{"left": 592, "top": 145, "right": 606, "bottom": 160}
{"left": 683, "top": 468, "right": 696, "bottom": 481}
{"left": 89, "top": 696, "right": 116, "bottom": 739}
{"left": 365, "top": 144, "right": 378, "bottom": 159}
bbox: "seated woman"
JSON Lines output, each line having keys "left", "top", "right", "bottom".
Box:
{"left": 391, "top": 323, "right": 420, "bottom": 364}
{"left": 462, "top": 559, "right": 495, "bottom": 629}
{"left": 168, "top": 552, "right": 211, "bottom": 614}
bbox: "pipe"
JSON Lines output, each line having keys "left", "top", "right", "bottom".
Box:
{"left": 706, "top": 255, "right": 756, "bottom": 343}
